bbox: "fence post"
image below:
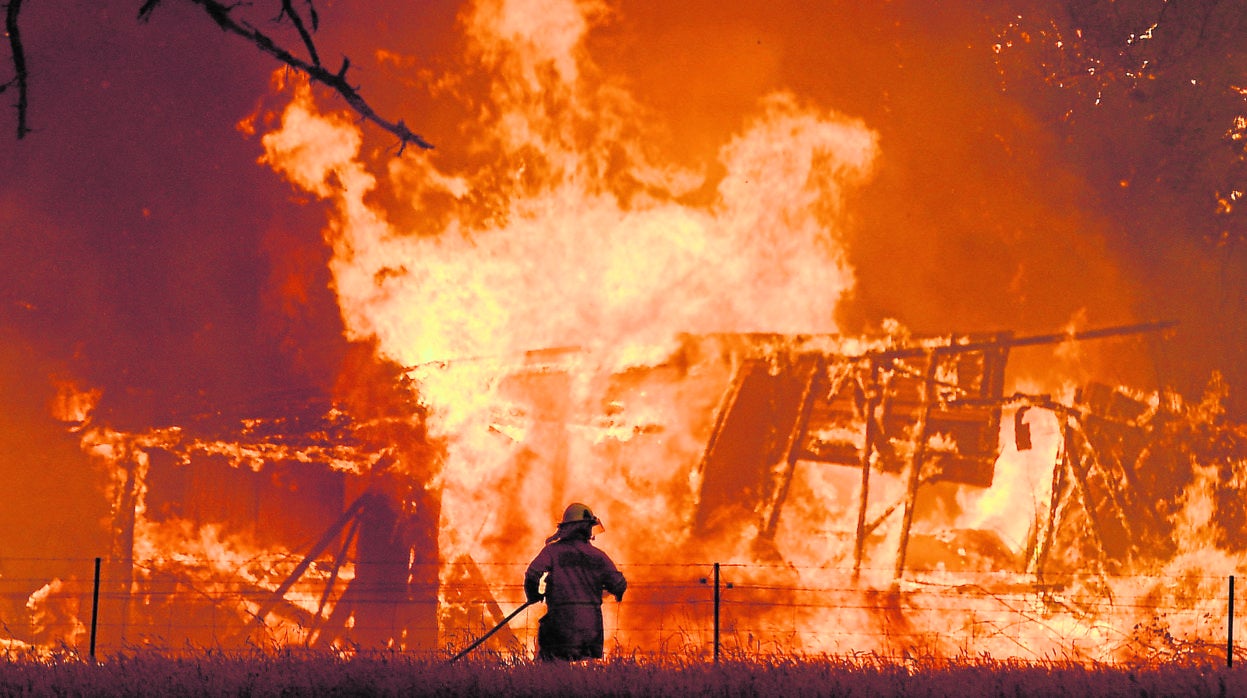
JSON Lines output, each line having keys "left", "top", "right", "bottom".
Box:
{"left": 713, "top": 562, "right": 721, "bottom": 664}
{"left": 90, "top": 557, "right": 101, "bottom": 660}
{"left": 700, "top": 563, "right": 731, "bottom": 663}
{"left": 1229, "top": 575, "right": 1235, "bottom": 669}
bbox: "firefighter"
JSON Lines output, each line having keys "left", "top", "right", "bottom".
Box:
{"left": 524, "top": 502, "right": 627, "bottom": 661}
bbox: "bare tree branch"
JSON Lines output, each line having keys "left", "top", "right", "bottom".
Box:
{"left": 2, "top": 0, "right": 30, "bottom": 138}
{"left": 137, "top": 0, "right": 162, "bottom": 22}
{"left": 185, "top": 0, "right": 433, "bottom": 153}
{"left": 278, "top": 0, "right": 320, "bottom": 67}
{"left": 4, "top": 0, "right": 433, "bottom": 152}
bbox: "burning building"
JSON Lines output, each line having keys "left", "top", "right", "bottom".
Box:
{"left": 17, "top": 316, "right": 1240, "bottom": 663}
{"left": 2, "top": 0, "right": 1245, "bottom": 665}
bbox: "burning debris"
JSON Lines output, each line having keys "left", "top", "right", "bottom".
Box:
{"left": 684, "top": 321, "right": 1182, "bottom": 580}
{"left": 1026, "top": 376, "right": 1247, "bottom": 580}
{"left": 2, "top": 0, "right": 1234, "bottom": 664}
{"left": 0, "top": 0, "right": 1242, "bottom": 670}
{"left": 17, "top": 318, "right": 1241, "bottom": 663}
{"left": 41, "top": 367, "right": 444, "bottom": 654}
{"left": 26, "top": 577, "right": 88, "bottom": 649}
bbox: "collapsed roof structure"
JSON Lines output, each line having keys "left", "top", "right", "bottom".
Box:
{"left": 28, "top": 318, "right": 1244, "bottom": 658}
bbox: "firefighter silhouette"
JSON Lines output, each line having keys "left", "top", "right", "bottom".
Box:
{"left": 524, "top": 503, "right": 627, "bottom": 661}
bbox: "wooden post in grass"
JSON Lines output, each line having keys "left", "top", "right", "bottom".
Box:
{"left": 1229, "top": 575, "right": 1235, "bottom": 669}
{"left": 713, "top": 562, "right": 721, "bottom": 664}
{"left": 90, "top": 557, "right": 101, "bottom": 660}
{"left": 700, "top": 563, "right": 732, "bottom": 663}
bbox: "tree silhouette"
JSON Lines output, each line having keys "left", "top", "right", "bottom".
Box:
{"left": 1, "top": 0, "right": 433, "bottom": 152}
{"left": 991, "top": 0, "right": 1247, "bottom": 417}
{"left": 991, "top": 0, "right": 1247, "bottom": 246}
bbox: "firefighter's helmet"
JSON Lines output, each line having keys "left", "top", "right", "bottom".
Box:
{"left": 559, "top": 502, "right": 601, "bottom": 528}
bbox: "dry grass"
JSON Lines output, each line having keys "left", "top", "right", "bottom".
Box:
{"left": 0, "top": 648, "right": 1243, "bottom": 696}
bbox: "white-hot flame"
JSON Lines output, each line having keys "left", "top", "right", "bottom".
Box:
{"left": 257, "top": 0, "right": 878, "bottom": 612}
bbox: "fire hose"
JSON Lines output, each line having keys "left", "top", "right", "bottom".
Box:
{"left": 448, "top": 600, "right": 537, "bottom": 663}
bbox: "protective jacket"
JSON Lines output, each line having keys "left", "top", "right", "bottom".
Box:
{"left": 524, "top": 535, "right": 627, "bottom": 660}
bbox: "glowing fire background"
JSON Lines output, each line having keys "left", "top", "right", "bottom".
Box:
{"left": 0, "top": 0, "right": 1244, "bottom": 659}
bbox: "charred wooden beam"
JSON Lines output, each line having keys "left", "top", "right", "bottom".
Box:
{"left": 893, "top": 350, "right": 940, "bottom": 582}
{"left": 757, "top": 356, "right": 827, "bottom": 547}
{"left": 852, "top": 363, "right": 884, "bottom": 580}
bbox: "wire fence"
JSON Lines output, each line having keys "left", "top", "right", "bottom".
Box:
{"left": 0, "top": 556, "right": 1239, "bottom": 665}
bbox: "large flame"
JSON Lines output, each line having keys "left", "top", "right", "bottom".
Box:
{"left": 258, "top": 0, "right": 876, "bottom": 597}
{"left": 240, "top": 0, "right": 1247, "bottom": 662}
{"left": 21, "top": 0, "right": 1241, "bottom": 663}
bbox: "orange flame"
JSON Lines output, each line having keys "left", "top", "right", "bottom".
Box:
{"left": 38, "top": 0, "right": 1242, "bottom": 663}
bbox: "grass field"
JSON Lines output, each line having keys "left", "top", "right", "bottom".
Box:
{"left": 0, "top": 650, "right": 1243, "bottom": 697}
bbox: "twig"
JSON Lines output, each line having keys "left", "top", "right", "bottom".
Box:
{"left": 2, "top": 0, "right": 30, "bottom": 138}
{"left": 188, "top": 0, "right": 433, "bottom": 153}
{"left": 137, "top": 0, "right": 162, "bottom": 21}
{"left": 4, "top": 0, "right": 431, "bottom": 150}
{"left": 278, "top": 0, "right": 319, "bottom": 67}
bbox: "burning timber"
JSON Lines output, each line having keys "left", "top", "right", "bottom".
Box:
{"left": 24, "top": 319, "right": 1247, "bottom": 658}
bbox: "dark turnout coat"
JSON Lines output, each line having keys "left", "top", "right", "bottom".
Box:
{"left": 524, "top": 534, "right": 627, "bottom": 660}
